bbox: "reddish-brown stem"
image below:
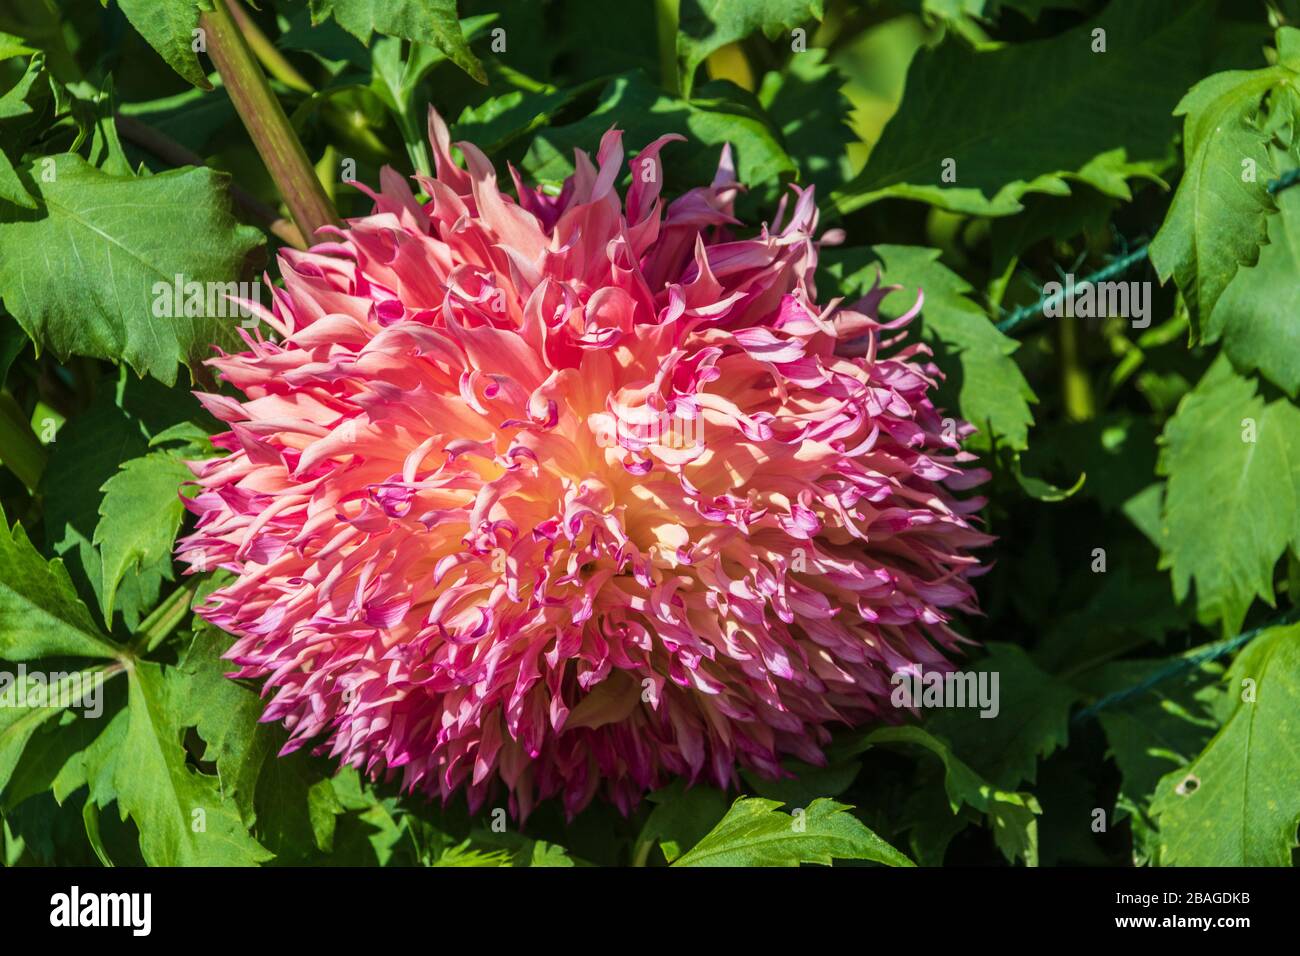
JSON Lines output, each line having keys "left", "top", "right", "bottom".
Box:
{"left": 199, "top": 0, "right": 338, "bottom": 244}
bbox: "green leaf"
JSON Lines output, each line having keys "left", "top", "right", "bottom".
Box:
{"left": 672, "top": 796, "right": 913, "bottom": 867}
{"left": 1149, "top": 624, "right": 1300, "bottom": 865}
{"left": 310, "top": 0, "right": 487, "bottom": 83}
{"left": 0, "top": 390, "right": 45, "bottom": 490}
{"left": 42, "top": 388, "right": 149, "bottom": 557}
{"left": 541, "top": 0, "right": 657, "bottom": 85}
{"left": 39, "top": 384, "right": 172, "bottom": 630}
{"left": 1149, "top": 29, "right": 1300, "bottom": 329}
{"left": 897, "top": 784, "right": 980, "bottom": 867}
{"left": 367, "top": 16, "right": 497, "bottom": 173}
{"left": 638, "top": 781, "right": 730, "bottom": 864}
{"left": 119, "top": 85, "right": 237, "bottom": 157}
{"left": 428, "top": 839, "right": 511, "bottom": 866}
{"left": 0, "top": 148, "right": 35, "bottom": 209}
{"left": 1032, "top": 755, "right": 1111, "bottom": 866}
{"left": 78, "top": 709, "right": 129, "bottom": 809}
{"left": 988, "top": 186, "right": 1116, "bottom": 275}
{"left": 1011, "top": 454, "right": 1084, "bottom": 502}
{"left": 1035, "top": 547, "right": 1186, "bottom": 675}
{"left": 993, "top": 0, "right": 1092, "bottom": 19}
{"left": 81, "top": 799, "right": 113, "bottom": 866}
{"left": 834, "top": 0, "right": 1211, "bottom": 217}
{"left": 677, "top": 0, "right": 825, "bottom": 98}
{"left": 116, "top": 0, "right": 212, "bottom": 90}
{"left": 6, "top": 708, "right": 113, "bottom": 812}
{"left": 2, "top": 790, "right": 99, "bottom": 864}
{"left": 0, "top": 32, "right": 37, "bottom": 63}
{"left": 1076, "top": 654, "right": 1223, "bottom": 821}
{"left": 523, "top": 71, "right": 795, "bottom": 194}
{"left": 0, "top": 53, "right": 46, "bottom": 127}
{"left": 925, "top": 643, "right": 1080, "bottom": 790}
{"left": 821, "top": 245, "right": 1036, "bottom": 451}
{"left": 0, "top": 154, "right": 263, "bottom": 386}
{"left": 0, "top": 323, "right": 26, "bottom": 388}
{"left": 859, "top": 725, "right": 1041, "bottom": 865}
{"left": 149, "top": 421, "right": 214, "bottom": 453}
{"left": 452, "top": 86, "right": 583, "bottom": 154}
{"left": 114, "top": 661, "right": 271, "bottom": 866}
{"left": 278, "top": 3, "right": 370, "bottom": 69}
{"left": 325, "top": 770, "right": 411, "bottom": 865}
{"left": 1124, "top": 482, "right": 1165, "bottom": 549}
{"left": 92, "top": 452, "right": 193, "bottom": 624}
{"left": 0, "top": 506, "right": 120, "bottom": 662}
{"left": 0, "top": 55, "right": 44, "bottom": 209}
{"left": 741, "top": 757, "right": 861, "bottom": 807}
{"left": 521, "top": 840, "right": 573, "bottom": 867}
{"left": 916, "top": 0, "right": 989, "bottom": 28}
{"left": 1205, "top": 168, "right": 1300, "bottom": 395}
{"left": 252, "top": 750, "right": 341, "bottom": 861}
{"left": 756, "top": 47, "right": 854, "bottom": 197}
{"left": 1157, "top": 356, "right": 1300, "bottom": 635}
{"left": 0, "top": 668, "right": 111, "bottom": 803}
{"left": 458, "top": 829, "right": 576, "bottom": 868}
{"left": 172, "top": 619, "right": 345, "bottom": 861}
{"left": 172, "top": 625, "right": 273, "bottom": 826}
{"left": 1019, "top": 413, "right": 1158, "bottom": 514}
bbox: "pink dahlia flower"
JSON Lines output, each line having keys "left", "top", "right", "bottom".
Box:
{"left": 178, "top": 109, "right": 992, "bottom": 819}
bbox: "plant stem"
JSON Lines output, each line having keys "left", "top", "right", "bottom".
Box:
{"left": 1071, "top": 604, "right": 1300, "bottom": 722}
{"left": 200, "top": 0, "right": 338, "bottom": 244}
{"left": 394, "top": 100, "right": 431, "bottom": 180}
{"left": 0, "top": 391, "right": 47, "bottom": 491}
{"left": 225, "top": 0, "right": 313, "bottom": 94}
{"left": 493, "top": 61, "right": 552, "bottom": 94}
{"left": 656, "top": 0, "right": 681, "bottom": 96}
{"left": 1058, "top": 316, "right": 1094, "bottom": 422}
{"left": 995, "top": 243, "right": 1151, "bottom": 336}
{"left": 134, "top": 582, "right": 199, "bottom": 655}
{"left": 631, "top": 835, "right": 654, "bottom": 867}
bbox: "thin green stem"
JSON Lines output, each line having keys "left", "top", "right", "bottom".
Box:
{"left": 995, "top": 244, "right": 1151, "bottom": 336}
{"left": 200, "top": 0, "right": 338, "bottom": 243}
{"left": 133, "top": 582, "right": 199, "bottom": 655}
{"left": 1058, "top": 316, "right": 1094, "bottom": 421}
{"left": 492, "top": 61, "right": 552, "bottom": 94}
{"left": 656, "top": 0, "right": 681, "bottom": 96}
{"left": 226, "top": 0, "right": 313, "bottom": 94}
{"left": 1071, "top": 605, "right": 1300, "bottom": 722}
{"left": 395, "top": 104, "right": 431, "bottom": 180}
{"left": 631, "top": 835, "right": 655, "bottom": 867}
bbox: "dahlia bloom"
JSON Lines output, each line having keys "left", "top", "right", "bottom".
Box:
{"left": 178, "top": 109, "right": 992, "bottom": 819}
